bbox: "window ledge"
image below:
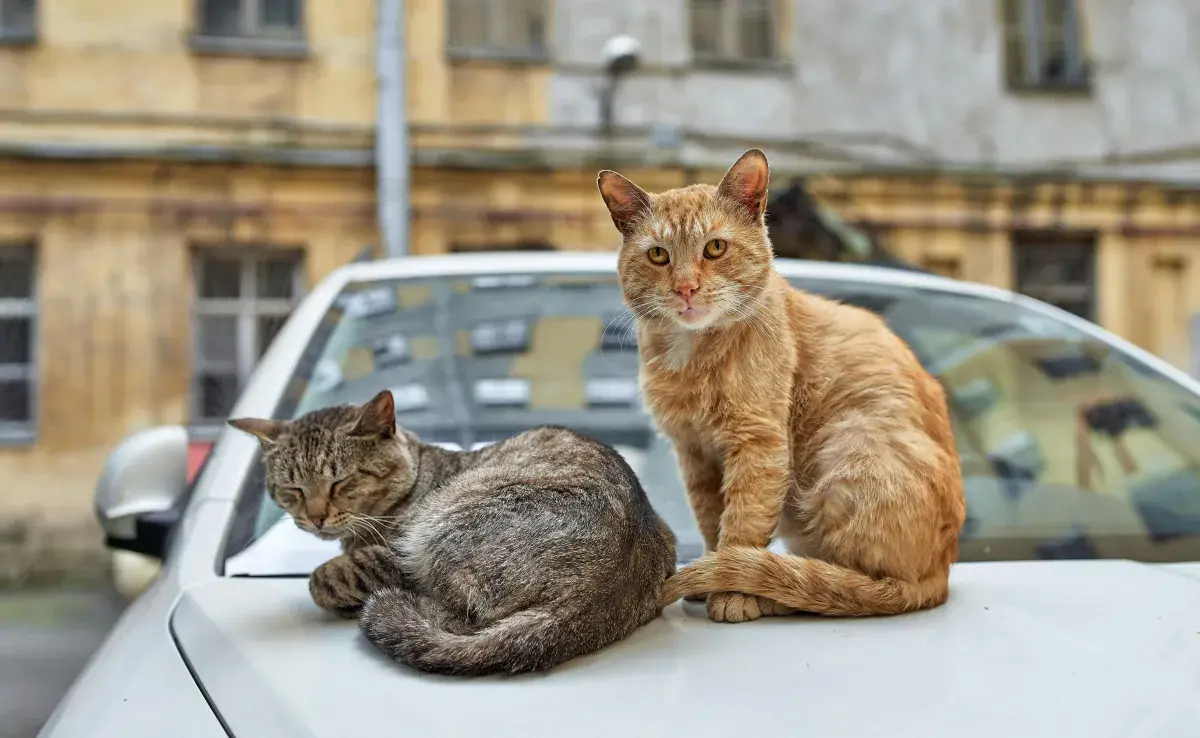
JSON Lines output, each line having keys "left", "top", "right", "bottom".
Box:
{"left": 0, "top": 426, "right": 35, "bottom": 447}
{"left": 189, "top": 34, "right": 310, "bottom": 60}
{"left": 0, "top": 29, "right": 36, "bottom": 48}
{"left": 447, "top": 46, "right": 551, "bottom": 66}
{"left": 691, "top": 57, "right": 793, "bottom": 76}
{"left": 1007, "top": 80, "right": 1092, "bottom": 97}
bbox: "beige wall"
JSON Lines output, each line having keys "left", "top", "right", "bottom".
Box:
{"left": 0, "top": 0, "right": 375, "bottom": 148}
{"left": 0, "top": 0, "right": 562, "bottom": 582}
{"left": 0, "top": 0, "right": 551, "bottom": 148}
{"left": 0, "top": 159, "right": 376, "bottom": 582}
{"left": 808, "top": 175, "right": 1200, "bottom": 361}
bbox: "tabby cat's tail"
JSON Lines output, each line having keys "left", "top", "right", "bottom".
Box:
{"left": 662, "top": 546, "right": 949, "bottom": 617}
{"left": 359, "top": 588, "right": 577, "bottom": 676}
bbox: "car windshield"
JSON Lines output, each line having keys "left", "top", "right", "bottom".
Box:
{"left": 223, "top": 269, "right": 1200, "bottom": 576}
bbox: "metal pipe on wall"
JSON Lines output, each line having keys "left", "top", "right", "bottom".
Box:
{"left": 375, "top": 0, "right": 409, "bottom": 258}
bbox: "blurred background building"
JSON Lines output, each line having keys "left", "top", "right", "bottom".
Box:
{"left": 2, "top": 0, "right": 1200, "bottom": 583}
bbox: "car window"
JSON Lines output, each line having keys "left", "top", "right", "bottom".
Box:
{"left": 223, "top": 271, "right": 1200, "bottom": 575}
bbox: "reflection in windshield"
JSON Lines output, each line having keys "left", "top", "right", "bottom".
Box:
{"left": 815, "top": 280, "right": 1200, "bottom": 563}
{"left": 231, "top": 271, "right": 1200, "bottom": 571}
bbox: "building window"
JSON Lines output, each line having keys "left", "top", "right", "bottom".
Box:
{"left": 1002, "top": 0, "right": 1089, "bottom": 91}
{"left": 468, "top": 274, "right": 539, "bottom": 290}
{"left": 192, "top": 249, "right": 304, "bottom": 425}
{"left": 473, "top": 378, "right": 530, "bottom": 408}
{"left": 446, "top": 0, "right": 548, "bottom": 61}
{"left": 691, "top": 0, "right": 779, "bottom": 65}
{"left": 372, "top": 333, "right": 411, "bottom": 369}
{"left": 586, "top": 378, "right": 639, "bottom": 408}
{"left": 389, "top": 383, "right": 431, "bottom": 414}
{"left": 0, "top": 244, "right": 35, "bottom": 440}
{"left": 336, "top": 285, "right": 398, "bottom": 319}
{"left": 193, "top": 0, "right": 306, "bottom": 56}
{"left": 470, "top": 318, "right": 531, "bottom": 355}
{"left": 0, "top": 0, "right": 36, "bottom": 42}
{"left": 1013, "top": 233, "right": 1096, "bottom": 322}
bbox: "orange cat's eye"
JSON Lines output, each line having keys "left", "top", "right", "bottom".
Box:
{"left": 647, "top": 246, "right": 670, "bottom": 265}
{"left": 703, "top": 239, "right": 727, "bottom": 259}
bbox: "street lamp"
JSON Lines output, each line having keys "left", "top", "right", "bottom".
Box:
{"left": 598, "top": 34, "right": 641, "bottom": 136}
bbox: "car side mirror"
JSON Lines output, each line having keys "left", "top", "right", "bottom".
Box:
{"left": 94, "top": 425, "right": 191, "bottom": 559}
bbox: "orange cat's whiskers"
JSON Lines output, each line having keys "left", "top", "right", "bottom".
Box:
{"left": 611, "top": 297, "right": 666, "bottom": 350}
{"left": 721, "top": 290, "right": 774, "bottom": 345}
{"left": 601, "top": 303, "right": 653, "bottom": 355}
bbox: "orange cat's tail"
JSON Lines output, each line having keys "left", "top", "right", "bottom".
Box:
{"left": 661, "top": 546, "right": 949, "bottom": 617}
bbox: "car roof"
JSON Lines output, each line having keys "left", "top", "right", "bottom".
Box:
{"left": 319, "top": 250, "right": 1200, "bottom": 401}
{"left": 331, "top": 251, "right": 1021, "bottom": 304}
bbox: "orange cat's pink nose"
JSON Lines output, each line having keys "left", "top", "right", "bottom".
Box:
{"left": 675, "top": 284, "right": 698, "bottom": 301}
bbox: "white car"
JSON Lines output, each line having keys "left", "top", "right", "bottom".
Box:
{"left": 44, "top": 252, "right": 1200, "bottom": 738}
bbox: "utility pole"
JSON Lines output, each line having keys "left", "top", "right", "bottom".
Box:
{"left": 375, "top": 0, "right": 409, "bottom": 258}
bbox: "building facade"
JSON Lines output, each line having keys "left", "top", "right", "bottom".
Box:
{"left": 2, "top": 0, "right": 1199, "bottom": 579}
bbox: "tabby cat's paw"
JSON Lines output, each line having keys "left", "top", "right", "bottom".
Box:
{"left": 310, "top": 558, "right": 366, "bottom": 619}
{"left": 706, "top": 592, "right": 790, "bottom": 622}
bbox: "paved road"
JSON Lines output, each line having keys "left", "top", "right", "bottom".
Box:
{"left": 0, "top": 588, "right": 125, "bottom": 738}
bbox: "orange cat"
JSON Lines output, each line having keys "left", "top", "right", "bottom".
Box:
{"left": 597, "top": 149, "right": 966, "bottom": 623}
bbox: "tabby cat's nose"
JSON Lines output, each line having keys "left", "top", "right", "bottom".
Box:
{"left": 310, "top": 516, "right": 326, "bottom": 530}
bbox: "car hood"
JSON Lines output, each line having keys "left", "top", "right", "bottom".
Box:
{"left": 172, "top": 560, "right": 1200, "bottom": 738}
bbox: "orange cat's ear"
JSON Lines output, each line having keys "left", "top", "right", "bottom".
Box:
{"left": 228, "top": 417, "right": 284, "bottom": 447}
{"left": 350, "top": 389, "right": 396, "bottom": 438}
{"left": 597, "top": 170, "right": 652, "bottom": 238}
{"left": 717, "top": 148, "right": 770, "bottom": 222}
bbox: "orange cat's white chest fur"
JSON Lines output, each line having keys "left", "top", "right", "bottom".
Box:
{"left": 638, "top": 314, "right": 795, "bottom": 455}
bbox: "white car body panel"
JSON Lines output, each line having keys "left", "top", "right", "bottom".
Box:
{"left": 172, "top": 561, "right": 1200, "bottom": 738}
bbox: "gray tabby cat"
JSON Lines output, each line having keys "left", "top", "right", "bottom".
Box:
{"left": 228, "top": 389, "right": 677, "bottom": 676}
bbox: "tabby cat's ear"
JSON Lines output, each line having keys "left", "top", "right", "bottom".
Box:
{"left": 717, "top": 148, "right": 770, "bottom": 222}
{"left": 228, "top": 417, "right": 284, "bottom": 447}
{"left": 350, "top": 389, "right": 396, "bottom": 439}
{"left": 597, "top": 169, "right": 652, "bottom": 238}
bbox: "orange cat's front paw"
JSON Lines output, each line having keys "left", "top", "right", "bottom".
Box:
{"left": 707, "top": 592, "right": 764, "bottom": 623}
{"left": 705, "top": 592, "right": 792, "bottom": 622}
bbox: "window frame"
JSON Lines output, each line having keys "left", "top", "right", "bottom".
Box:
{"left": 191, "top": 0, "right": 308, "bottom": 59}
{"left": 0, "top": 242, "right": 37, "bottom": 444}
{"left": 1002, "top": 0, "right": 1090, "bottom": 93}
{"left": 1011, "top": 231, "right": 1098, "bottom": 323}
{"left": 690, "top": 0, "right": 785, "bottom": 69}
{"left": 190, "top": 248, "right": 305, "bottom": 433}
{"left": 0, "top": 0, "right": 37, "bottom": 45}
{"left": 445, "top": 0, "right": 551, "bottom": 63}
